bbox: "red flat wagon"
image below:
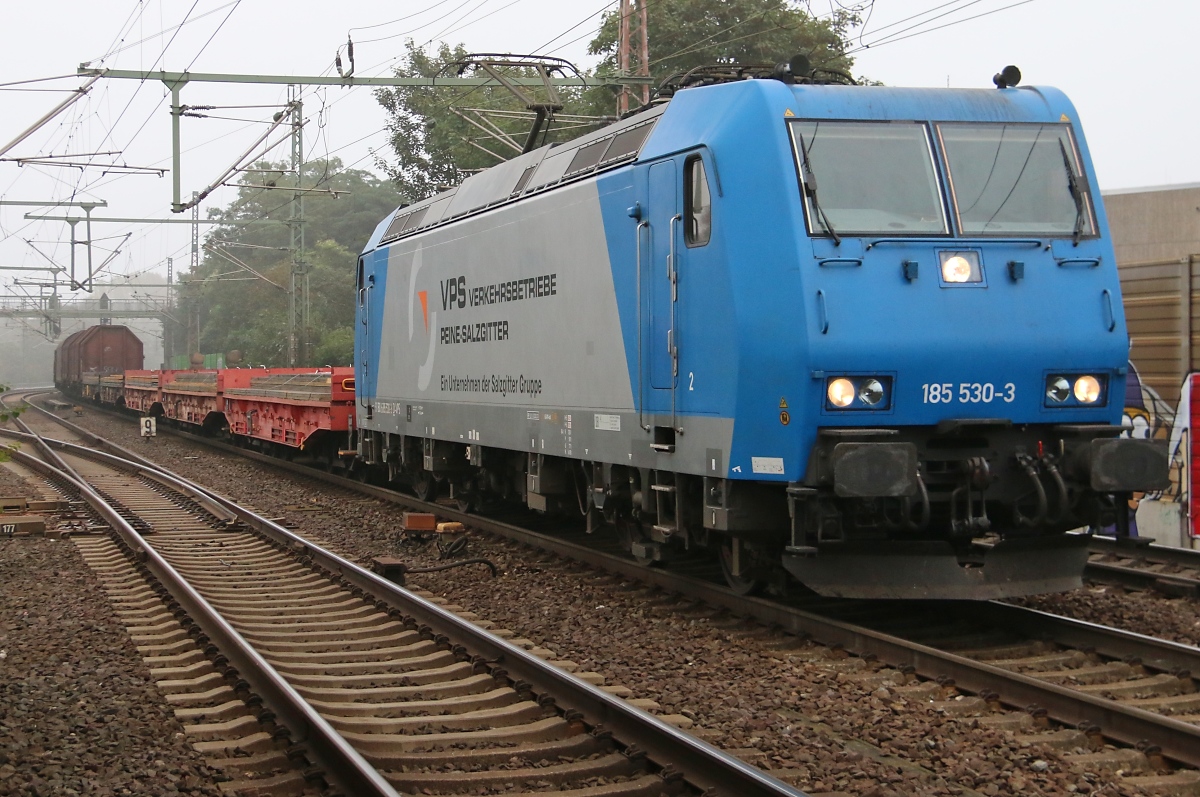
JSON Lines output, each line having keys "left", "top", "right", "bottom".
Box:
{"left": 222, "top": 367, "right": 355, "bottom": 453}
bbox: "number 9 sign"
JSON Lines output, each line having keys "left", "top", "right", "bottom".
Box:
{"left": 140, "top": 417, "right": 157, "bottom": 438}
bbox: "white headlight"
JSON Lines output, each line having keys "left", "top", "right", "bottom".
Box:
{"left": 1074, "top": 375, "right": 1101, "bottom": 403}
{"left": 939, "top": 251, "right": 982, "bottom": 284}
{"left": 1046, "top": 376, "right": 1070, "bottom": 403}
{"left": 942, "top": 255, "right": 972, "bottom": 283}
{"left": 828, "top": 378, "right": 855, "bottom": 408}
{"left": 858, "top": 378, "right": 884, "bottom": 406}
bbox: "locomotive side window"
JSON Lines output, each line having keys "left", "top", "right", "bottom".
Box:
{"left": 381, "top": 207, "right": 411, "bottom": 241}
{"left": 938, "top": 123, "right": 1096, "bottom": 237}
{"left": 567, "top": 140, "right": 609, "bottom": 175}
{"left": 604, "top": 123, "right": 653, "bottom": 163}
{"left": 685, "top": 155, "right": 712, "bottom": 247}
{"left": 511, "top": 165, "right": 537, "bottom": 196}
{"left": 788, "top": 120, "right": 947, "bottom": 237}
{"left": 401, "top": 206, "right": 429, "bottom": 233}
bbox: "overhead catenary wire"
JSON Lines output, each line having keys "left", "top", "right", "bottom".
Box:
{"left": 5, "top": 0, "right": 1044, "bottom": 307}
{"left": 81, "top": 1, "right": 241, "bottom": 66}
{"left": 190, "top": 0, "right": 1046, "bottom": 257}
{"left": 846, "top": 0, "right": 1039, "bottom": 52}
{"left": 1, "top": 0, "right": 246, "bottom": 289}
{"left": 347, "top": 0, "right": 464, "bottom": 36}
{"left": 530, "top": 0, "right": 619, "bottom": 55}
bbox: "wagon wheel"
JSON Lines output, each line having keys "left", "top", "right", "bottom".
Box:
{"left": 718, "top": 538, "right": 769, "bottom": 596}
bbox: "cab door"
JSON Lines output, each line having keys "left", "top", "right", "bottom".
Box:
{"left": 646, "top": 161, "right": 680, "bottom": 402}
{"left": 355, "top": 256, "right": 379, "bottom": 416}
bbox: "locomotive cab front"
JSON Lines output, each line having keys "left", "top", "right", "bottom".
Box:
{"left": 770, "top": 82, "right": 1169, "bottom": 598}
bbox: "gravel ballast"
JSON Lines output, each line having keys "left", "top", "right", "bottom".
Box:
{"left": 0, "top": 460, "right": 228, "bottom": 796}
{"left": 42, "top": 406, "right": 1194, "bottom": 796}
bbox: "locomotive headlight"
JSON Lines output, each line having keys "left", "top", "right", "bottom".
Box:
{"left": 1046, "top": 376, "right": 1070, "bottom": 403}
{"left": 939, "top": 250, "right": 982, "bottom": 284}
{"left": 1074, "top": 375, "right": 1102, "bottom": 403}
{"left": 827, "top": 378, "right": 856, "bottom": 408}
{"left": 858, "top": 378, "right": 885, "bottom": 406}
{"left": 1046, "top": 373, "right": 1106, "bottom": 407}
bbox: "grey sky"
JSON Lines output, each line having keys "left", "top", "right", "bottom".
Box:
{"left": 1, "top": 0, "right": 1196, "bottom": 291}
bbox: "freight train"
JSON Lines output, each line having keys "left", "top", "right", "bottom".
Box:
{"left": 56, "top": 64, "right": 1169, "bottom": 600}
{"left": 54, "top": 325, "right": 355, "bottom": 463}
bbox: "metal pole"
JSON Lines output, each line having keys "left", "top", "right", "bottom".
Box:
{"left": 618, "top": 0, "right": 631, "bottom": 115}
{"left": 80, "top": 67, "right": 639, "bottom": 89}
{"left": 638, "top": 0, "right": 650, "bottom": 106}
{"left": 171, "top": 84, "right": 183, "bottom": 212}
{"left": 0, "top": 76, "right": 100, "bottom": 159}
{"left": 164, "top": 256, "right": 174, "bottom": 368}
{"left": 67, "top": 219, "right": 78, "bottom": 291}
{"left": 191, "top": 191, "right": 200, "bottom": 277}
{"left": 84, "top": 205, "right": 94, "bottom": 291}
{"left": 288, "top": 85, "right": 306, "bottom": 367}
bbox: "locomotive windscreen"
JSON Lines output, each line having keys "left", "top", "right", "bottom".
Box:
{"left": 938, "top": 123, "right": 1096, "bottom": 236}
{"left": 789, "top": 120, "right": 947, "bottom": 236}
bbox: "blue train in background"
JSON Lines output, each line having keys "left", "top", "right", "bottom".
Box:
{"left": 355, "top": 62, "right": 1167, "bottom": 599}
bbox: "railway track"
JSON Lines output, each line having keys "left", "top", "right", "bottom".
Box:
{"left": 1085, "top": 535, "right": 1200, "bottom": 597}
{"left": 13, "top": 394, "right": 1200, "bottom": 793}
{"left": 1, "top": 394, "right": 804, "bottom": 797}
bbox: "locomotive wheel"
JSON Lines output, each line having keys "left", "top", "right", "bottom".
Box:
{"left": 412, "top": 473, "right": 438, "bottom": 502}
{"left": 718, "top": 540, "right": 768, "bottom": 596}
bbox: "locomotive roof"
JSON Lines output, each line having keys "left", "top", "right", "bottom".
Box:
{"left": 365, "top": 103, "right": 668, "bottom": 253}
{"left": 363, "top": 78, "right": 1081, "bottom": 254}
{"left": 785, "top": 83, "right": 1077, "bottom": 124}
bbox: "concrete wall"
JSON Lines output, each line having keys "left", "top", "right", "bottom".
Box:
{"left": 1104, "top": 183, "right": 1200, "bottom": 264}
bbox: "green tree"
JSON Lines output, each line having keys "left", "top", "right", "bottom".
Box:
{"left": 173, "top": 158, "right": 401, "bottom": 366}
{"left": 374, "top": 43, "right": 607, "bottom": 203}
{"left": 373, "top": 1, "right": 860, "bottom": 201}
{"left": 588, "top": 0, "right": 858, "bottom": 85}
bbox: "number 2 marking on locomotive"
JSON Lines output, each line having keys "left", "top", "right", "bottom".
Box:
{"left": 922, "top": 382, "right": 1015, "bottom": 404}
{"left": 688, "top": 372, "right": 694, "bottom": 391}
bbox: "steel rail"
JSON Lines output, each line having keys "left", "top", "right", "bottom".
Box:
{"left": 1089, "top": 535, "right": 1200, "bottom": 567}
{"left": 1084, "top": 535, "right": 1200, "bottom": 595}
{"left": 2, "top": 391, "right": 82, "bottom": 477}
{"left": 968, "top": 601, "right": 1200, "bottom": 675}
{"left": 28, "top": 401, "right": 1200, "bottom": 769}
{"left": 1084, "top": 560, "right": 1200, "bottom": 596}
{"left": 9, "top": 418, "right": 807, "bottom": 797}
{"left": 0, "top": 426, "right": 402, "bottom": 797}
{"left": 152, "top": 434, "right": 1200, "bottom": 767}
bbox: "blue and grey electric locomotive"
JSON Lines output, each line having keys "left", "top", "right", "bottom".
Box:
{"left": 354, "top": 64, "right": 1167, "bottom": 599}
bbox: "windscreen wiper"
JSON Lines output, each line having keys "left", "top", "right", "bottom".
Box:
{"left": 1059, "top": 138, "right": 1088, "bottom": 246}
{"left": 798, "top": 134, "right": 841, "bottom": 246}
